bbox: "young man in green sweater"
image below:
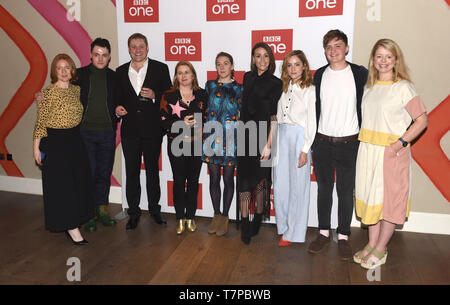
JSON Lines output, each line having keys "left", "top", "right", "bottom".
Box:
{"left": 76, "top": 38, "right": 119, "bottom": 232}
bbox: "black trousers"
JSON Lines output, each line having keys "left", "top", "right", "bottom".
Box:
{"left": 312, "top": 137, "right": 359, "bottom": 237}
{"left": 168, "top": 141, "right": 203, "bottom": 220}
{"left": 122, "top": 135, "right": 162, "bottom": 219}
{"left": 80, "top": 129, "right": 116, "bottom": 207}
{"left": 41, "top": 126, "right": 94, "bottom": 231}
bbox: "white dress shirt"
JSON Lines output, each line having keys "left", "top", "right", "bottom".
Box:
{"left": 276, "top": 82, "right": 316, "bottom": 153}
{"left": 128, "top": 58, "right": 149, "bottom": 97}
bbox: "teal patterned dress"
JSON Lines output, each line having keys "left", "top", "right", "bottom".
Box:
{"left": 202, "top": 80, "right": 243, "bottom": 167}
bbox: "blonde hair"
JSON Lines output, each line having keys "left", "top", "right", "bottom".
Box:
{"left": 366, "top": 38, "right": 411, "bottom": 88}
{"left": 281, "top": 50, "right": 313, "bottom": 93}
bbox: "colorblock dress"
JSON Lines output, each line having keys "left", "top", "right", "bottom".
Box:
{"left": 355, "top": 80, "right": 426, "bottom": 225}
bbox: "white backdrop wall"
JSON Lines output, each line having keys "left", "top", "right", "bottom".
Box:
{"left": 116, "top": 0, "right": 356, "bottom": 226}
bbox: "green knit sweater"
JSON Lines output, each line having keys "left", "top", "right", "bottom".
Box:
{"left": 81, "top": 65, "right": 111, "bottom": 131}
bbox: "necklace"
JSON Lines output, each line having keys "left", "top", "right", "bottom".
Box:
{"left": 180, "top": 90, "right": 193, "bottom": 105}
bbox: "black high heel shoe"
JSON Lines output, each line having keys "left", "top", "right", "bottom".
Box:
{"left": 65, "top": 231, "right": 89, "bottom": 246}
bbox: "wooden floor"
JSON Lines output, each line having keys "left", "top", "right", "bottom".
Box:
{"left": 1, "top": 190, "right": 449, "bottom": 285}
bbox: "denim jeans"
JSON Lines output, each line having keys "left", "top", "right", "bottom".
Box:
{"left": 80, "top": 129, "right": 116, "bottom": 207}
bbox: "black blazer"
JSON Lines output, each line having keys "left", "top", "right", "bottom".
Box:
{"left": 116, "top": 58, "right": 172, "bottom": 138}
{"left": 73, "top": 64, "right": 119, "bottom": 131}
{"left": 313, "top": 61, "right": 368, "bottom": 130}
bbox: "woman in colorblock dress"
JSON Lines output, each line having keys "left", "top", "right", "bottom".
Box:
{"left": 273, "top": 50, "right": 316, "bottom": 246}
{"left": 353, "top": 39, "right": 428, "bottom": 269}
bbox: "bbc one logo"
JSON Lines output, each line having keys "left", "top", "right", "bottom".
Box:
{"left": 165, "top": 32, "right": 202, "bottom": 61}
{"left": 206, "top": 0, "right": 246, "bottom": 21}
{"left": 252, "top": 29, "right": 293, "bottom": 61}
{"left": 124, "top": 0, "right": 159, "bottom": 23}
{"left": 299, "top": 0, "right": 344, "bottom": 17}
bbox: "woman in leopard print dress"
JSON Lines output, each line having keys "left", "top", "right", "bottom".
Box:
{"left": 33, "top": 54, "right": 94, "bottom": 245}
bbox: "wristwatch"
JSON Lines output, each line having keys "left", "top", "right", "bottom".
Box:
{"left": 398, "top": 137, "right": 408, "bottom": 147}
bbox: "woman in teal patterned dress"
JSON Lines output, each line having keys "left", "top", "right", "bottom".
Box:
{"left": 202, "top": 52, "right": 242, "bottom": 236}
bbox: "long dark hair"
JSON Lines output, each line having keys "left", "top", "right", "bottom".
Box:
{"left": 250, "top": 42, "right": 276, "bottom": 75}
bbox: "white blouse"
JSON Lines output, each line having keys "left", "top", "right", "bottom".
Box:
{"left": 276, "top": 82, "right": 316, "bottom": 153}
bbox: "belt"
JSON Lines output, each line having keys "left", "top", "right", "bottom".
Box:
{"left": 316, "top": 132, "right": 359, "bottom": 143}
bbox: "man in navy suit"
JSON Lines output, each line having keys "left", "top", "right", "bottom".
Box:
{"left": 115, "top": 33, "right": 172, "bottom": 231}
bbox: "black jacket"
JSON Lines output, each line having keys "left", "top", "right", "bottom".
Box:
{"left": 116, "top": 58, "right": 172, "bottom": 138}
{"left": 73, "top": 64, "right": 119, "bottom": 131}
{"left": 313, "top": 62, "right": 368, "bottom": 130}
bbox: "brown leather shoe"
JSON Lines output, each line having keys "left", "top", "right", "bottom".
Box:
{"left": 208, "top": 214, "right": 221, "bottom": 234}
{"left": 216, "top": 215, "right": 229, "bottom": 237}
{"left": 338, "top": 239, "right": 353, "bottom": 261}
{"left": 308, "top": 234, "right": 330, "bottom": 254}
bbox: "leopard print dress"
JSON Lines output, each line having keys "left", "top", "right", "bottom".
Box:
{"left": 34, "top": 83, "right": 94, "bottom": 232}
{"left": 33, "top": 84, "right": 83, "bottom": 139}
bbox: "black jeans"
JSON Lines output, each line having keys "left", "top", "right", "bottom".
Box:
{"left": 168, "top": 141, "right": 203, "bottom": 220}
{"left": 80, "top": 129, "right": 116, "bottom": 207}
{"left": 122, "top": 135, "right": 162, "bottom": 219}
{"left": 312, "top": 137, "right": 359, "bottom": 237}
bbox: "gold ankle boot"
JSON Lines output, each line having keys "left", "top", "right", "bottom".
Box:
{"left": 186, "top": 219, "right": 197, "bottom": 232}
{"left": 176, "top": 219, "right": 185, "bottom": 235}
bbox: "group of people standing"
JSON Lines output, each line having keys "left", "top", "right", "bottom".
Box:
{"left": 33, "top": 29, "right": 428, "bottom": 271}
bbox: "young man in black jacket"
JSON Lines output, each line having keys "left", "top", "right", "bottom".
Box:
{"left": 308, "top": 30, "right": 368, "bottom": 260}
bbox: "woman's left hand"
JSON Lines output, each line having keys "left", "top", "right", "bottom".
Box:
{"left": 298, "top": 152, "right": 307, "bottom": 168}
{"left": 260, "top": 145, "right": 271, "bottom": 161}
{"left": 184, "top": 114, "right": 195, "bottom": 127}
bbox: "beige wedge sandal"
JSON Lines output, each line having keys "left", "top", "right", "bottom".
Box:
{"left": 360, "top": 248, "right": 388, "bottom": 269}
{"left": 353, "top": 244, "right": 374, "bottom": 264}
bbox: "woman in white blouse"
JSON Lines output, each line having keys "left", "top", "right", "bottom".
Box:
{"left": 273, "top": 50, "right": 316, "bottom": 246}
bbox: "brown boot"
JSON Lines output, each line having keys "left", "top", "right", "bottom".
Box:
{"left": 307, "top": 234, "right": 331, "bottom": 254}
{"left": 338, "top": 239, "right": 353, "bottom": 261}
{"left": 216, "top": 215, "right": 229, "bottom": 237}
{"left": 208, "top": 214, "right": 221, "bottom": 234}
